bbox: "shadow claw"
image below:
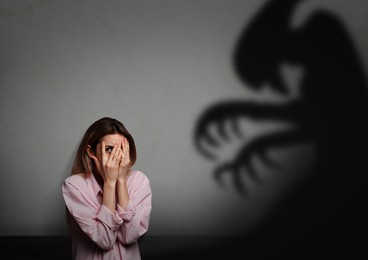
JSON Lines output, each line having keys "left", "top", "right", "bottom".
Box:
{"left": 214, "top": 162, "right": 248, "bottom": 195}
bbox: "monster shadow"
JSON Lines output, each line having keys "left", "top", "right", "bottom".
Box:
{"left": 193, "top": 0, "right": 368, "bottom": 258}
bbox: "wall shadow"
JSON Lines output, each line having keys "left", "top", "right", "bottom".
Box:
{"left": 191, "top": 0, "right": 368, "bottom": 259}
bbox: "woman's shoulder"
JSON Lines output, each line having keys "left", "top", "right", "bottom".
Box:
{"left": 129, "top": 169, "right": 150, "bottom": 183}
{"left": 63, "top": 173, "right": 88, "bottom": 189}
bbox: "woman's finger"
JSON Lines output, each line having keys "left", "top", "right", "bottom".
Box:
{"left": 101, "top": 141, "right": 107, "bottom": 163}
{"left": 125, "top": 138, "right": 130, "bottom": 160}
{"left": 116, "top": 147, "right": 123, "bottom": 163}
{"left": 121, "top": 141, "right": 125, "bottom": 159}
{"left": 123, "top": 138, "right": 130, "bottom": 165}
{"left": 108, "top": 144, "right": 119, "bottom": 164}
{"left": 121, "top": 139, "right": 127, "bottom": 158}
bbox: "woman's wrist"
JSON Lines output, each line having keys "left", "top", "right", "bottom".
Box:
{"left": 104, "top": 180, "right": 117, "bottom": 189}
{"left": 102, "top": 181, "right": 117, "bottom": 213}
{"left": 117, "top": 176, "right": 127, "bottom": 185}
{"left": 117, "top": 177, "right": 129, "bottom": 210}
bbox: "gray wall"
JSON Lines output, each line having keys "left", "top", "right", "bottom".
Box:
{"left": 0, "top": 0, "right": 367, "bottom": 236}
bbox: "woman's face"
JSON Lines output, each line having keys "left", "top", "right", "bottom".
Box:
{"left": 95, "top": 133, "right": 126, "bottom": 160}
{"left": 88, "top": 133, "right": 126, "bottom": 174}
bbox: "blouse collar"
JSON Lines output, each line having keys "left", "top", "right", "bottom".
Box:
{"left": 87, "top": 172, "right": 103, "bottom": 196}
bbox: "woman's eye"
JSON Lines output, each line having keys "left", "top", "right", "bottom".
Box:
{"left": 105, "top": 147, "right": 113, "bottom": 153}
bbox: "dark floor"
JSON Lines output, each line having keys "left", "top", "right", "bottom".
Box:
{"left": 0, "top": 231, "right": 366, "bottom": 260}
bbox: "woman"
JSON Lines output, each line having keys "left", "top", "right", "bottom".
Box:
{"left": 62, "top": 117, "right": 152, "bottom": 260}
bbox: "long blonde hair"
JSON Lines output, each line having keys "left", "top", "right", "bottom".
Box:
{"left": 71, "top": 117, "right": 137, "bottom": 175}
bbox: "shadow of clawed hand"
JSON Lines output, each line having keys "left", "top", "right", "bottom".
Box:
{"left": 193, "top": 0, "right": 368, "bottom": 195}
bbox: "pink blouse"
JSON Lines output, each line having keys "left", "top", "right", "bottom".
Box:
{"left": 62, "top": 170, "right": 152, "bottom": 260}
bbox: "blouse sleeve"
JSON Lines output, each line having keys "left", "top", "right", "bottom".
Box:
{"left": 62, "top": 177, "right": 124, "bottom": 250}
{"left": 117, "top": 171, "right": 152, "bottom": 244}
